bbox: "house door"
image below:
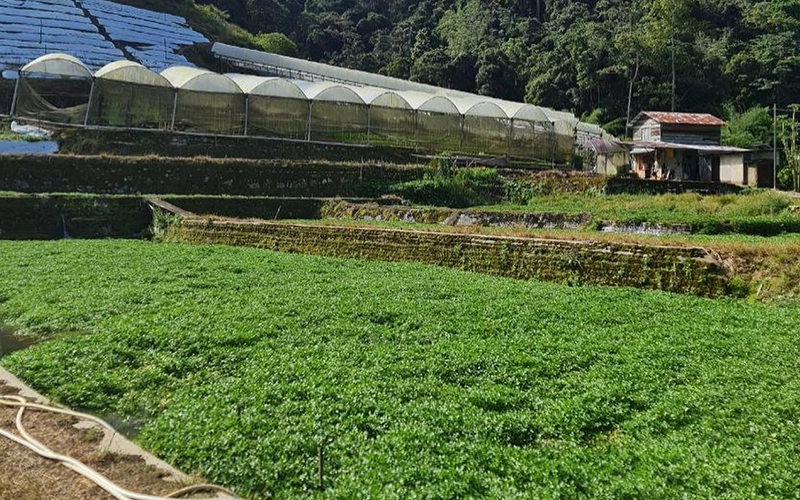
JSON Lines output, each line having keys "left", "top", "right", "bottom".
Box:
{"left": 711, "top": 157, "right": 720, "bottom": 182}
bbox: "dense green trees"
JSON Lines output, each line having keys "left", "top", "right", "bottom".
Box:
{"left": 197, "top": 0, "right": 799, "bottom": 130}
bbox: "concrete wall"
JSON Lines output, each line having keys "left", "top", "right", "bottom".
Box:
{"left": 719, "top": 154, "right": 745, "bottom": 185}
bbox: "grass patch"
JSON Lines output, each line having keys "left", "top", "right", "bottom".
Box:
{"left": 2, "top": 240, "right": 800, "bottom": 498}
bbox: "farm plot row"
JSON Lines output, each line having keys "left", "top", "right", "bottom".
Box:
{"left": 2, "top": 240, "right": 800, "bottom": 499}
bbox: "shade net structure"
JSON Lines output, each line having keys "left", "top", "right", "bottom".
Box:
{"left": 229, "top": 75, "right": 308, "bottom": 140}
{"left": 503, "top": 103, "right": 556, "bottom": 164}
{"left": 10, "top": 54, "right": 601, "bottom": 167}
{"left": 403, "top": 93, "right": 462, "bottom": 153}
{"left": 299, "top": 82, "right": 368, "bottom": 144}
{"left": 509, "top": 120, "right": 556, "bottom": 163}
{"left": 14, "top": 54, "right": 93, "bottom": 124}
{"left": 162, "top": 67, "right": 245, "bottom": 135}
{"left": 87, "top": 61, "right": 175, "bottom": 129}
{"left": 457, "top": 99, "right": 510, "bottom": 156}
{"left": 0, "top": 76, "right": 15, "bottom": 115}
{"left": 360, "top": 89, "right": 415, "bottom": 148}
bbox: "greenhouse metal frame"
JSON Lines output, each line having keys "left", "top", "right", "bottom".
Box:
{"left": 8, "top": 53, "right": 593, "bottom": 164}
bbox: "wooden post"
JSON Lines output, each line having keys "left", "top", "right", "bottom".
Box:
{"left": 317, "top": 445, "right": 324, "bottom": 490}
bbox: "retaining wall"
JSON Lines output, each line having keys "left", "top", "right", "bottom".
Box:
{"left": 0, "top": 155, "right": 425, "bottom": 197}
{"left": 0, "top": 195, "right": 151, "bottom": 239}
{"left": 164, "top": 219, "right": 729, "bottom": 297}
{"left": 56, "top": 128, "right": 418, "bottom": 163}
{"left": 606, "top": 178, "right": 743, "bottom": 195}
{"left": 320, "top": 201, "right": 592, "bottom": 229}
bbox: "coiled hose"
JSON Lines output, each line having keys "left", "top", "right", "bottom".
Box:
{"left": 0, "top": 394, "right": 243, "bottom": 500}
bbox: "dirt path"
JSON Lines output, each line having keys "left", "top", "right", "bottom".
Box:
{"left": 0, "top": 380, "right": 198, "bottom": 500}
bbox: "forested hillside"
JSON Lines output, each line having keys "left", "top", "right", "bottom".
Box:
{"left": 190, "top": 0, "right": 799, "bottom": 135}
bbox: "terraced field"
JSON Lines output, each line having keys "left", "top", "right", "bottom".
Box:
{"left": 2, "top": 239, "right": 800, "bottom": 499}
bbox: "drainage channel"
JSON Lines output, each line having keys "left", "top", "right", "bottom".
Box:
{"left": 0, "top": 325, "right": 145, "bottom": 440}
{"left": 0, "top": 324, "right": 37, "bottom": 358}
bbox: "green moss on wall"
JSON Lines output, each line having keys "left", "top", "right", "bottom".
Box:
{"left": 0, "top": 155, "right": 426, "bottom": 197}
{"left": 164, "top": 219, "right": 729, "bottom": 297}
{"left": 56, "top": 128, "right": 417, "bottom": 163}
{"left": 0, "top": 194, "right": 151, "bottom": 239}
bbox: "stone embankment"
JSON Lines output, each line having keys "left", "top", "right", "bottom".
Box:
{"left": 164, "top": 218, "right": 729, "bottom": 297}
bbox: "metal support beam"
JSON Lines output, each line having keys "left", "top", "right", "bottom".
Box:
{"left": 366, "top": 105, "right": 371, "bottom": 146}
{"left": 170, "top": 90, "right": 178, "bottom": 131}
{"left": 83, "top": 80, "right": 95, "bottom": 127}
{"left": 244, "top": 95, "right": 249, "bottom": 136}
{"left": 413, "top": 110, "right": 419, "bottom": 152}
{"left": 306, "top": 101, "right": 312, "bottom": 142}
{"left": 506, "top": 118, "right": 514, "bottom": 161}
{"left": 9, "top": 75, "right": 20, "bottom": 116}
{"left": 459, "top": 115, "right": 465, "bottom": 153}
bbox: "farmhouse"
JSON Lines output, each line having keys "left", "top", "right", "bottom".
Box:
{"left": 627, "top": 111, "right": 754, "bottom": 185}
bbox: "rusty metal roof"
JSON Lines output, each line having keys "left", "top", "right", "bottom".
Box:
{"left": 636, "top": 111, "right": 726, "bottom": 127}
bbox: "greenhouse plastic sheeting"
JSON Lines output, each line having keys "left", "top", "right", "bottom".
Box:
{"left": 0, "top": 77, "right": 14, "bottom": 115}
{"left": 87, "top": 79, "right": 174, "bottom": 129}
{"left": 14, "top": 75, "right": 90, "bottom": 124}
{"left": 173, "top": 89, "right": 245, "bottom": 135}
{"left": 309, "top": 100, "right": 368, "bottom": 144}
{"left": 8, "top": 54, "right": 594, "bottom": 164}
{"left": 246, "top": 95, "right": 307, "bottom": 139}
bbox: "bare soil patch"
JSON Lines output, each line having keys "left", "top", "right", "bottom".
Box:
{"left": 0, "top": 382, "right": 180, "bottom": 500}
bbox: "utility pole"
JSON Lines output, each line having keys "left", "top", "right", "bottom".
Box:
{"left": 774, "top": 103, "right": 778, "bottom": 190}
{"left": 670, "top": 10, "right": 676, "bottom": 112}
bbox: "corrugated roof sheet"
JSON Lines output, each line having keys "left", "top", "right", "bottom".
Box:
{"left": 640, "top": 112, "right": 726, "bottom": 127}
{"left": 625, "top": 140, "right": 748, "bottom": 154}
{"left": 585, "top": 138, "right": 627, "bottom": 154}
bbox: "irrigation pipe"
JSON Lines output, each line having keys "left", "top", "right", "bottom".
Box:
{"left": 0, "top": 394, "right": 242, "bottom": 500}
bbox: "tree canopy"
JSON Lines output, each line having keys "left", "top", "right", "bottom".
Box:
{"left": 197, "top": 0, "right": 800, "bottom": 130}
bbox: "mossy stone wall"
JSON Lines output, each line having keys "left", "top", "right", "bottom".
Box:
{"left": 0, "top": 195, "right": 151, "bottom": 239}
{"left": 57, "top": 128, "right": 417, "bottom": 163}
{"left": 320, "top": 200, "right": 592, "bottom": 229}
{"left": 0, "top": 155, "right": 425, "bottom": 197}
{"left": 165, "top": 218, "right": 729, "bottom": 297}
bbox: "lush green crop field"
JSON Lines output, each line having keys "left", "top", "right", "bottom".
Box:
{"left": 2, "top": 240, "right": 800, "bottom": 499}
{"left": 485, "top": 191, "right": 800, "bottom": 235}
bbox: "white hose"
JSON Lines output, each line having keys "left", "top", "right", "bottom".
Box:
{"left": 0, "top": 395, "right": 243, "bottom": 500}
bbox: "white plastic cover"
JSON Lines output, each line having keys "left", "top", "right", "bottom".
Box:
{"left": 353, "top": 87, "right": 411, "bottom": 109}
{"left": 160, "top": 66, "right": 242, "bottom": 93}
{"left": 398, "top": 91, "right": 459, "bottom": 115}
{"left": 226, "top": 74, "right": 306, "bottom": 100}
{"left": 20, "top": 53, "right": 92, "bottom": 78}
{"left": 95, "top": 60, "right": 172, "bottom": 87}
{"left": 493, "top": 100, "right": 549, "bottom": 122}
{"left": 451, "top": 97, "right": 508, "bottom": 118}
{"left": 293, "top": 81, "right": 364, "bottom": 104}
